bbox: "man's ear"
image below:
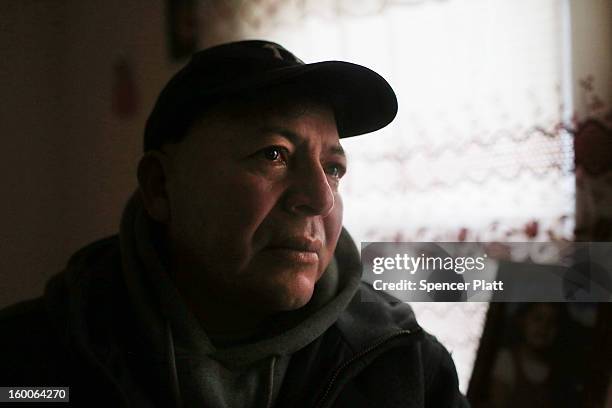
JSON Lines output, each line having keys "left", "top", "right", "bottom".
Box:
{"left": 137, "top": 151, "right": 171, "bottom": 223}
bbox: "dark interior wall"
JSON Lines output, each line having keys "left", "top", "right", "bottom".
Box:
{"left": 0, "top": 0, "right": 181, "bottom": 307}
{"left": 1, "top": 1, "right": 66, "bottom": 305}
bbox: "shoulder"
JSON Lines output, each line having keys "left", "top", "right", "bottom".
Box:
{"left": 0, "top": 297, "right": 52, "bottom": 342}
{"left": 0, "top": 235, "right": 121, "bottom": 333}
{"left": 0, "top": 236, "right": 122, "bottom": 383}
{"left": 335, "top": 282, "right": 469, "bottom": 407}
{"left": 0, "top": 296, "right": 72, "bottom": 384}
{"left": 0, "top": 295, "right": 60, "bottom": 349}
{"left": 337, "top": 282, "right": 419, "bottom": 341}
{"left": 419, "top": 331, "right": 469, "bottom": 407}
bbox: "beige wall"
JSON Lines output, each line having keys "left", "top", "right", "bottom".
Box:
{"left": 0, "top": 0, "right": 183, "bottom": 306}
{"left": 570, "top": 0, "right": 612, "bottom": 114}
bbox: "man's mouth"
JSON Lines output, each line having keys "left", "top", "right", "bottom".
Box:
{"left": 264, "top": 236, "right": 322, "bottom": 264}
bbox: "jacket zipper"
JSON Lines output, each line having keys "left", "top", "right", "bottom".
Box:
{"left": 314, "top": 328, "right": 418, "bottom": 408}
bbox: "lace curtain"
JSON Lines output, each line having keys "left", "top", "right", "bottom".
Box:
{"left": 194, "top": 0, "right": 612, "bottom": 392}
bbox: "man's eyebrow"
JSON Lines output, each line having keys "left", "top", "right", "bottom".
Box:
{"left": 259, "top": 126, "right": 346, "bottom": 157}
{"left": 259, "top": 126, "right": 301, "bottom": 142}
{"left": 329, "top": 144, "right": 345, "bottom": 157}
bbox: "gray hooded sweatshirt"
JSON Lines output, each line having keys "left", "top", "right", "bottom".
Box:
{"left": 119, "top": 193, "right": 361, "bottom": 407}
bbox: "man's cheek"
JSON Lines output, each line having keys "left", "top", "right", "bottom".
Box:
{"left": 328, "top": 194, "right": 343, "bottom": 236}
{"left": 322, "top": 197, "right": 343, "bottom": 256}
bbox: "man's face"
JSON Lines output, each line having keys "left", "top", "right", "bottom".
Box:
{"left": 163, "top": 97, "right": 346, "bottom": 314}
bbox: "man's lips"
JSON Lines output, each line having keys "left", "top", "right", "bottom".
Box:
{"left": 264, "top": 236, "right": 323, "bottom": 263}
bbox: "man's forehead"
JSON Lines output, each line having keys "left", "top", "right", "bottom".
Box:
{"left": 248, "top": 99, "right": 341, "bottom": 144}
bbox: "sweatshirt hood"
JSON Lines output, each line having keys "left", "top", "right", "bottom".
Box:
{"left": 42, "top": 191, "right": 364, "bottom": 407}
{"left": 117, "top": 192, "right": 364, "bottom": 407}
{"left": 118, "top": 192, "right": 362, "bottom": 365}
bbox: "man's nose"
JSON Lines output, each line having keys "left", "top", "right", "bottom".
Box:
{"left": 284, "top": 161, "right": 335, "bottom": 217}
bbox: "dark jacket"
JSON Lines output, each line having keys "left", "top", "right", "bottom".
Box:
{"left": 0, "top": 236, "right": 468, "bottom": 407}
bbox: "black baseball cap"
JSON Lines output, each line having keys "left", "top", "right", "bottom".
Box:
{"left": 144, "top": 40, "right": 398, "bottom": 151}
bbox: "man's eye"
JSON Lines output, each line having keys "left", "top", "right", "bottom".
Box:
{"left": 327, "top": 164, "right": 346, "bottom": 179}
{"left": 259, "top": 146, "right": 287, "bottom": 163}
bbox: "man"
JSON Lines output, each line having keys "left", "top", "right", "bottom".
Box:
{"left": 1, "top": 40, "right": 467, "bottom": 407}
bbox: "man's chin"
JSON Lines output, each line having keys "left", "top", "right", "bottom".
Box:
{"left": 256, "top": 274, "right": 317, "bottom": 312}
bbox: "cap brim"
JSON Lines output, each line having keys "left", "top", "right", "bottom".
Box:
{"left": 217, "top": 61, "right": 398, "bottom": 138}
